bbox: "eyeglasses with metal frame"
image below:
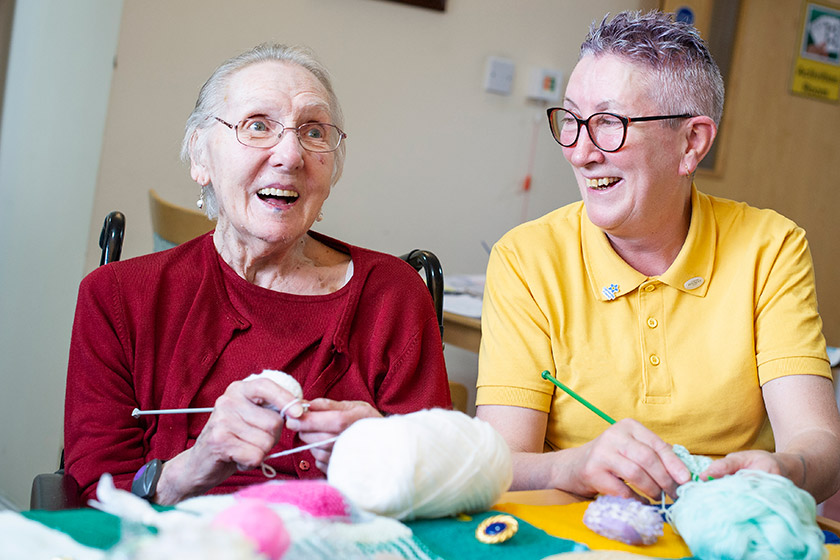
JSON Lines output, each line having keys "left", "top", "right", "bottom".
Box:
{"left": 546, "top": 107, "right": 692, "bottom": 153}
{"left": 214, "top": 116, "right": 347, "bottom": 153}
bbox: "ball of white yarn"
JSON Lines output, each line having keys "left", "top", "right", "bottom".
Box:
{"left": 245, "top": 369, "right": 303, "bottom": 399}
{"left": 327, "top": 408, "right": 512, "bottom": 520}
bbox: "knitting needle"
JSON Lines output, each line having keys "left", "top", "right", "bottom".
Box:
{"left": 257, "top": 436, "right": 341, "bottom": 477}
{"left": 131, "top": 402, "right": 310, "bottom": 418}
{"left": 541, "top": 370, "right": 704, "bottom": 483}
{"left": 265, "top": 436, "right": 339, "bottom": 459}
{"left": 541, "top": 370, "right": 616, "bottom": 425}
{"left": 132, "top": 407, "right": 213, "bottom": 418}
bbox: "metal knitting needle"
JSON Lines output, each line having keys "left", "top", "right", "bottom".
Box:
{"left": 258, "top": 436, "right": 341, "bottom": 477}
{"left": 132, "top": 407, "right": 213, "bottom": 418}
{"left": 131, "top": 402, "right": 310, "bottom": 419}
{"left": 265, "top": 436, "right": 339, "bottom": 459}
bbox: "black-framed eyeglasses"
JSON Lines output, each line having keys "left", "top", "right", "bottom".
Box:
{"left": 546, "top": 108, "right": 692, "bottom": 152}
{"left": 214, "top": 116, "right": 347, "bottom": 153}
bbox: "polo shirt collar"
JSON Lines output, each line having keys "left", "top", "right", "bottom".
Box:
{"left": 582, "top": 185, "right": 716, "bottom": 301}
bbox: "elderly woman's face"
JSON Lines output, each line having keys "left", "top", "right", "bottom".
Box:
{"left": 194, "top": 61, "right": 336, "bottom": 249}
{"left": 561, "top": 54, "right": 687, "bottom": 239}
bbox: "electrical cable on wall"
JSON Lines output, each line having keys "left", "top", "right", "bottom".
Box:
{"left": 520, "top": 111, "right": 543, "bottom": 224}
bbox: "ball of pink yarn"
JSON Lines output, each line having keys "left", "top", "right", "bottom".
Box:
{"left": 212, "top": 499, "right": 290, "bottom": 560}
{"left": 236, "top": 480, "right": 350, "bottom": 519}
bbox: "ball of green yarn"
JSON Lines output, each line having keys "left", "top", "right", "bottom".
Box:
{"left": 667, "top": 469, "right": 824, "bottom": 560}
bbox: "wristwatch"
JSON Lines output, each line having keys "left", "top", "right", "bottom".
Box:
{"left": 131, "top": 459, "right": 162, "bottom": 500}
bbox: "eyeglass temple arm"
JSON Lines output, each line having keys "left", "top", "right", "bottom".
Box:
{"left": 627, "top": 114, "right": 692, "bottom": 123}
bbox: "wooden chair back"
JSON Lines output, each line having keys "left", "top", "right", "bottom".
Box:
{"left": 148, "top": 189, "right": 215, "bottom": 246}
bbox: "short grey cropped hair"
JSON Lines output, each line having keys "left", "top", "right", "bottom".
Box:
{"left": 181, "top": 44, "right": 346, "bottom": 219}
{"left": 580, "top": 10, "right": 724, "bottom": 127}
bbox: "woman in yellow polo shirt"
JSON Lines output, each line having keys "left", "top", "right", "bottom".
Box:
{"left": 476, "top": 10, "right": 840, "bottom": 503}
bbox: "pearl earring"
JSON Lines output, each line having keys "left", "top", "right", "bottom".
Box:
{"left": 316, "top": 210, "right": 324, "bottom": 222}
{"left": 196, "top": 185, "right": 206, "bottom": 209}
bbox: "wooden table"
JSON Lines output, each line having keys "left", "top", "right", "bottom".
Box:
{"left": 498, "top": 489, "right": 582, "bottom": 507}
{"left": 442, "top": 311, "right": 481, "bottom": 353}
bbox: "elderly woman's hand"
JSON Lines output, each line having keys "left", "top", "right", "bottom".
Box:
{"left": 284, "top": 398, "right": 382, "bottom": 473}
{"left": 561, "top": 418, "right": 692, "bottom": 500}
{"left": 153, "top": 376, "right": 304, "bottom": 504}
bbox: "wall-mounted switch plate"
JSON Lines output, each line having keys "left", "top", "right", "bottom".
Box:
{"left": 484, "top": 56, "right": 515, "bottom": 95}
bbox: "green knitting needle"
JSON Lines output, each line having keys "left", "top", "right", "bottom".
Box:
{"left": 541, "top": 370, "right": 705, "bottom": 482}
{"left": 541, "top": 370, "right": 616, "bottom": 425}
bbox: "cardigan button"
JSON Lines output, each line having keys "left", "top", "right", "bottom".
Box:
{"left": 299, "top": 459, "right": 311, "bottom": 471}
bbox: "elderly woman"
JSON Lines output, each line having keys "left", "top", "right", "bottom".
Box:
{"left": 64, "top": 44, "right": 450, "bottom": 505}
{"left": 476, "top": 11, "right": 840, "bottom": 503}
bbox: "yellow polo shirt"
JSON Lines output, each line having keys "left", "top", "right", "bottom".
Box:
{"left": 477, "top": 186, "right": 830, "bottom": 456}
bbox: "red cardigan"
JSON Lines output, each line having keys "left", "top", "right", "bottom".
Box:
{"left": 64, "top": 232, "right": 450, "bottom": 501}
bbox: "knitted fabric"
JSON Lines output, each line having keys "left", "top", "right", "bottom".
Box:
{"left": 235, "top": 481, "right": 351, "bottom": 520}
{"left": 672, "top": 444, "right": 713, "bottom": 480}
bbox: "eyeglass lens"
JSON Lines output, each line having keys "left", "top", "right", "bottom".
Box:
{"left": 550, "top": 109, "right": 626, "bottom": 152}
{"left": 236, "top": 117, "right": 343, "bottom": 152}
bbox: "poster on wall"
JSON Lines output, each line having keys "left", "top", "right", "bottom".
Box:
{"left": 791, "top": 2, "right": 840, "bottom": 102}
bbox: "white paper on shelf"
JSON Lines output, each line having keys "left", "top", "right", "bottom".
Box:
{"left": 443, "top": 293, "right": 483, "bottom": 319}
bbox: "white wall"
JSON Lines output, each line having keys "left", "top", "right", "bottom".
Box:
{"left": 0, "top": 0, "right": 123, "bottom": 509}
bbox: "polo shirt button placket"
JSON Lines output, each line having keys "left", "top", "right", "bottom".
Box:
{"left": 299, "top": 459, "right": 311, "bottom": 471}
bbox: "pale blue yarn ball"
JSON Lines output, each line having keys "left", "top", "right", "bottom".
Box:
{"left": 667, "top": 470, "right": 825, "bottom": 560}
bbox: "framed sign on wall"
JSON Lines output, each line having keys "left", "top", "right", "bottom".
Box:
{"left": 383, "top": 0, "right": 446, "bottom": 11}
{"left": 791, "top": 1, "right": 840, "bottom": 103}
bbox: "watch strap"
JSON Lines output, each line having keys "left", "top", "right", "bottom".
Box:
{"left": 131, "top": 458, "right": 162, "bottom": 500}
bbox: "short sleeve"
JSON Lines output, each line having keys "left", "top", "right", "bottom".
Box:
{"left": 477, "top": 241, "right": 555, "bottom": 411}
{"left": 754, "top": 226, "right": 831, "bottom": 384}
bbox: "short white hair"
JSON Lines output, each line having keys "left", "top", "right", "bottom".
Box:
{"left": 181, "top": 44, "right": 346, "bottom": 219}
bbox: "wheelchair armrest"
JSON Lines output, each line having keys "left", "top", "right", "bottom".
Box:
{"left": 30, "top": 471, "right": 82, "bottom": 510}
